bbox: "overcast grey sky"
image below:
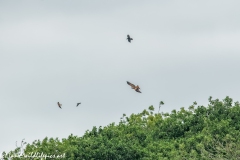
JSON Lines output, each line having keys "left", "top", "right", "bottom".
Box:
{"left": 1, "top": 0, "right": 240, "bottom": 153}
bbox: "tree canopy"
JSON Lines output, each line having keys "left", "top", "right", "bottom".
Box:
{"left": 3, "top": 96, "right": 240, "bottom": 160}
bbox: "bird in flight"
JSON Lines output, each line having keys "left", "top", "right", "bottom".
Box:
{"left": 127, "top": 35, "right": 133, "bottom": 43}
{"left": 127, "top": 81, "right": 141, "bottom": 93}
{"left": 57, "top": 102, "right": 62, "bottom": 109}
{"left": 76, "top": 103, "right": 81, "bottom": 107}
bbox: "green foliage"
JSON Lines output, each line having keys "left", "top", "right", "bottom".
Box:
{"left": 3, "top": 96, "right": 240, "bottom": 160}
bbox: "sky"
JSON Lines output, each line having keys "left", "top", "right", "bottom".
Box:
{"left": 1, "top": 0, "right": 240, "bottom": 154}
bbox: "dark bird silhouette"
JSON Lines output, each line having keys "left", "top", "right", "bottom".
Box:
{"left": 57, "top": 102, "right": 62, "bottom": 109}
{"left": 127, "top": 81, "right": 141, "bottom": 93}
{"left": 127, "top": 35, "right": 133, "bottom": 43}
{"left": 76, "top": 103, "right": 81, "bottom": 107}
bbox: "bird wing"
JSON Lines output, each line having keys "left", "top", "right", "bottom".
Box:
{"left": 136, "top": 90, "right": 141, "bottom": 93}
{"left": 127, "top": 81, "right": 135, "bottom": 89}
{"left": 77, "top": 103, "right": 81, "bottom": 106}
{"left": 135, "top": 86, "right": 141, "bottom": 93}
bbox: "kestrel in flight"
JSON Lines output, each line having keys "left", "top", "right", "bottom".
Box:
{"left": 127, "top": 35, "right": 133, "bottom": 43}
{"left": 127, "top": 81, "right": 141, "bottom": 93}
{"left": 57, "top": 102, "right": 62, "bottom": 109}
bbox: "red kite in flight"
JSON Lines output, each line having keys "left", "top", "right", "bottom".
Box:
{"left": 127, "top": 81, "right": 141, "bottom": 93}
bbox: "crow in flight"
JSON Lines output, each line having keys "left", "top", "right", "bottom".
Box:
{"left": 127, "top": 35, "right": 133, "bottom": 43}
{"left": 57, "top": 102, "right": 62, "bottom": 109}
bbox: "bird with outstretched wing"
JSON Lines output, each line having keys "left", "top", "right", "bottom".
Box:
{"left": 127, "top": 35, "right": 133, "bottom": 43}
{"left": 76, "top": 103, "right": 81, "bottom": 107}
{"left": 127, "top": 81, "right": 141, "bottom": 93}
{"left": 57, "top": 102, "right": 62, "bottom": 109}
